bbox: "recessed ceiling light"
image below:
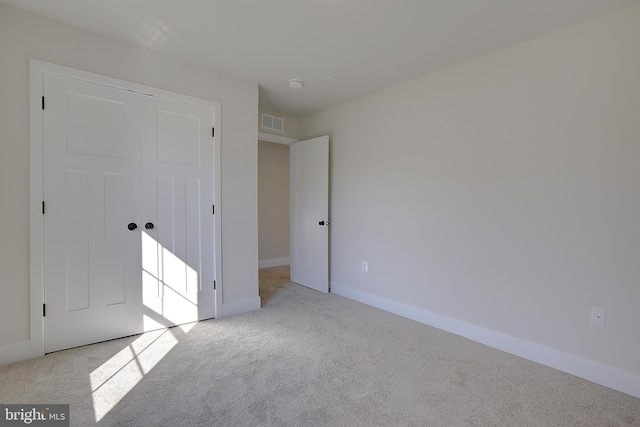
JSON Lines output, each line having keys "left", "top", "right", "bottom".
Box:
{"left": 289, "top": 79, "right": 304, "bottom": 89}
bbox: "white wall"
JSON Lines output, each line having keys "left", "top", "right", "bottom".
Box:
{"left": 0, "top": 4, "right": 259, "bottom": 358}
{"left": 301, "top": 4, "right": 640, "bottom": 390}
{"left": 258, "top": 141, "right": 290, "bottom": 266}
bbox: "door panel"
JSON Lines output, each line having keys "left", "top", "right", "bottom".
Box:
{"left": 44, "top": 74, "right": 142, "bottom": 352}
{"left": 290, "top": 136, "right": 329, "bottom": 293}
{"left": 65, "top": 170, "right": 90, "bottom": 311}
{"left": 185, "top": 178, "right": 203, "bottom": 294}
{"left": 104, "top": 173, "right": 126, "bottom": 305}
{"left": 156, "top": 110, "right": 201, "bottom": 166}
{"left": 141, "top": 96, "right": 216, "bottom": 330}
{"left": 65, "top": 92, "right": 126, "bottom": 159}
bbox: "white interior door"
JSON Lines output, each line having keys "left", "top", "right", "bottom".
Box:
{"left": 141, "top": 95, "right": 217, "bottom": 330}
{"left": 43, "top": 74, "right": 143, "bottom": 352}
{"left": 290, "top": 136, "right": 329, "bottom": 293}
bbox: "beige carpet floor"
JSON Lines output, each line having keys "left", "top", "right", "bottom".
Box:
{"left": 0, "top": 266, "right": 638, "bottom": 426}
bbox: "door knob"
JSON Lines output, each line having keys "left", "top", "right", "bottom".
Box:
{"left": 145, "top": 222, "right": 155, "bottom": 230}
{"left": 318, "top": 220, "right": 329, "bottom": 226}
{"left": 127, "top": 223, "right": 137, "bottom": 231}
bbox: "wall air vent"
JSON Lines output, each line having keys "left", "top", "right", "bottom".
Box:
{"left": 261, "top": 113, "right": 283, "bottom": 132}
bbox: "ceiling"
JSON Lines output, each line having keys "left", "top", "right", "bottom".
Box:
{"left": 2, "top": 0, "right": 638, "bottom": 118}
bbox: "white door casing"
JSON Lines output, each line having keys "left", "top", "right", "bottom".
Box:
{"left": 31, "top": 60, "right": 221, "bottom": 354}
{"left": 290, "top": 136, "right": 329, "bottom": 293}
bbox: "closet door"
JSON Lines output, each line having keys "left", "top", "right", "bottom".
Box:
{"left": 140, "top": 96, "right": 216, "bottom": 331}
{"left": 43, "top": 74, "right": 143, "bottom": 352}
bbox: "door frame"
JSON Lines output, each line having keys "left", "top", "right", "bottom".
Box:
{"left": 29, "top": 59, "right": 222, "bottom": 358}
{"left": 257, "top": 132, "right": 332, "bottom": 289}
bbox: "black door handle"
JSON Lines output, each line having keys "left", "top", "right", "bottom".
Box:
{"left": 127, "top": 223, "right": 137, "bottom": 231}
{"left": 145, "top": 222, "right": 155, "bottom": 230}
{"left": 318, "top": 221, "right": 325, "bottom": 226}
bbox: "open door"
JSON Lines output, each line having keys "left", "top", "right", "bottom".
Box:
{"left": 290, "top": 136, "right": 329, "bottom": 293}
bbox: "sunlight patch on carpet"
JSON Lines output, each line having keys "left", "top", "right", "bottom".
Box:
{"left": 90, "top": 329, "right": 179, "bottom": 422}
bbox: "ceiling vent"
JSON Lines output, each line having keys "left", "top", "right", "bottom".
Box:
{"left": 261, "top": 113, "right": 283, "bottom": 132}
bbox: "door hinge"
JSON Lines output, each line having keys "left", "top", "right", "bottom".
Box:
{"left": 42, "top": 96, "right": 45, "bottom": 110}
{"left": 43, "top": 304, "right": 46, "bottom": 317}
{"left": 213, "top": 281, "right": 216, "bottom": 290}
{"left": 212, "top": 205, "right": 215, "bottom": 215}
{"left": 42, "top": 201, "right": 45, "bottom": 214}
{"left": 212, "top": 127, "right": 215, "bottom": 138}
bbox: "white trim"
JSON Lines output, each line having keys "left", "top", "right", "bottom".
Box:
{"left": 330, "top": 281, "right": 640, "bottom": 399}
{"left": 32, "top": 60, "right": 220, "bottom": 108}
{"left": 259, "top": 258, "right": 290, "bottom": 269}
{"left": 0, "top": 341, "right": 32, "bottom": 366}
{"left": 221, "top": 297, "right": 261, "bottom": 318}
{"left": 213, "top": 95, "right": 223, "bottom": 322}
{"left": 29, "top": 59, "right": 223, "bottom": 361}
{"left": 29, "top": 59, "right": 46, "bottom": 359}
{"left": 258, "top": 132, "right": 298, "bottom": 145}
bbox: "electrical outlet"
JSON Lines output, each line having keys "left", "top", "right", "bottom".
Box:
{"left": 361, "top": 260, "right": 368, "bottom": 273}
{"left": 591, "top": 307, "right": 606, "bottom": 327}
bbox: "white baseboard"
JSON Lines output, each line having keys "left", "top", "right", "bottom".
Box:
{"left": 222, "top": 296, "right": 261, "bottom": 318}
{"left": 259, "top": 258, "right": 290, "bottom": 269}
{"left": 330, "top": 282, "right": 640, "bottom": 399}
{"left": 0, "top": 341, "right": 31, "bottom": 366}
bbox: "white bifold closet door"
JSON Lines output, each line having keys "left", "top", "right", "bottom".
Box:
{"left": 43, "top": 73, "right": 216, "bottom": 353}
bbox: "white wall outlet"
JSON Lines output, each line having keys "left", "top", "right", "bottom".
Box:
{"left": 591, "top": 307, "right": 606, "bottom": 327}
{"left": 361, "top": 260, "right": 368, "bottom": 273}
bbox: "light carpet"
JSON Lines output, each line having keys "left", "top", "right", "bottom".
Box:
{"left": 0, "top": 266, "right": 638, "bottom": 426}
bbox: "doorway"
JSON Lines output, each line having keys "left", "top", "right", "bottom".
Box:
{"left": 258, "top": 138, "right": 291, "bottom": 304}
{"left": 257, "top": 134, "right": 329, "bottom": 300}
